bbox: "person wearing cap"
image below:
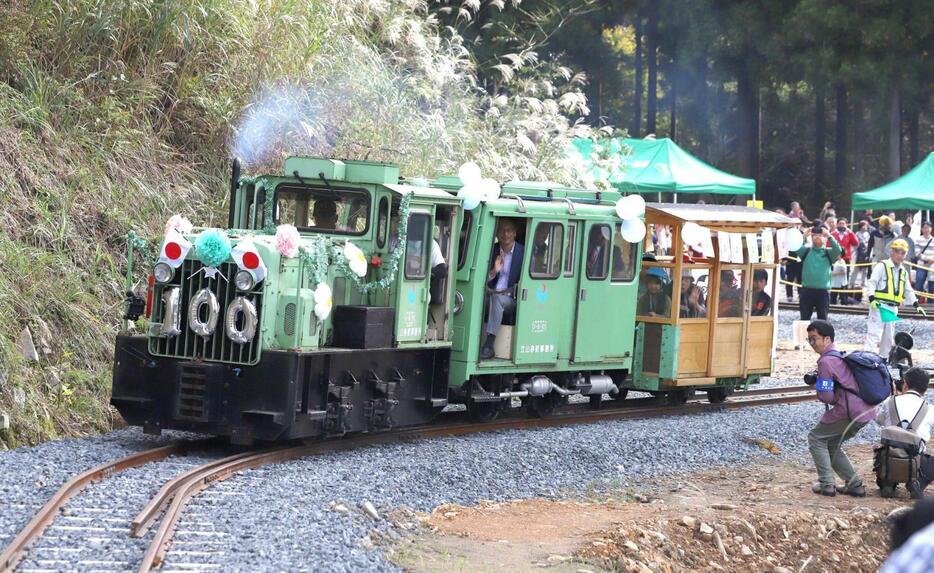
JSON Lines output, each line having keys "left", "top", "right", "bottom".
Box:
{"left": 868, "top": 215, "right": 897, "bottom": 263}
{"left": 638, "top": 268, "right": 671, "bottom": 317}
{"left": 864, "top": 238, "right": 926, "bottom": 357}
{"left": 793, "top": 224, "right": 842, "bottom": 320}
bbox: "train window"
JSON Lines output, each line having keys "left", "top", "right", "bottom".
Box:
{"left": 404, "top": 213, "right": 431, "bottom": 279}
{"left": 564, "top": 222, "right": 577, "bottom": 276}
{"left": 717, "top": 269, "right": 745, "bottom": 318}
{"left": 376, "top": 197, "right": 389, "bottom": 248}
{"left": 611, "top": 224, "right": 638, "bottom": 282}
{"left": 637, "top": 266, "right": 672, "bottom": 318}
{"left": 651, "top": 224, "right": 674, "bottom": 257}
{"left": 678, "top": 270, "right": 708, "bottom": 318}
{"left": 529, "top": 222, "right": 563, "bottom": 280}
{"left": 750, "top": 268, "right": 774, "bottom": 317}
{"left": 274, "top": 185, "right": 370, "bottom": 235}
{"left": 457, "top": 211, "right": 472, "bottom": 271}
{"left": 585, "top": 225, "right": 611, "bottom": 280}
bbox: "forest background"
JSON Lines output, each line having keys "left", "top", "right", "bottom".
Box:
{"left": 0, "top": 0, "right": 930, "bottom": 445}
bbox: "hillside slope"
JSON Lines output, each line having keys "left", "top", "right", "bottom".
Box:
{"left": 0, "top": 0, "right": 590, "bottom": 446}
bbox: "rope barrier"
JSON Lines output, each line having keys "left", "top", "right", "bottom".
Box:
{"left": 782, "top": 257, "right": 934, "bottom": 272}
{"left": 778, "top": 279, "right": 934, "bottom": 298}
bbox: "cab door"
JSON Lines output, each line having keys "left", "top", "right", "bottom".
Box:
{"left": 572, "top": 221, "right": 615, "bottom": 363}
{"left": 512, "top": 220, "right": 568, "bottom": 365}
{"left": 395, "top": 209, "right": 433, "bottom": 343}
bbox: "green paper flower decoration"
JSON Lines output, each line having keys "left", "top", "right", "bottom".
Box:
{"left": 195, "top": 228, "right": 232, "bottom": 268}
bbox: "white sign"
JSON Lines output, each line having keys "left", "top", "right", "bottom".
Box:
{"left": 761, "top": 229, "right": 775, "bottom": 263}
{"left": 745, "top": 233, "right": 760, "bottom": 264}
{"left": 776, "top": 228, "right": 789, "bottom": 259}
{"left": 718, "top": 232, "right": 733, "bottom": 262}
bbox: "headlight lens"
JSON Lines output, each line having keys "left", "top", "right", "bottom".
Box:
{"left": 153, "top": 262, "right": 174, "bottom": 284}
{"left": 234, "top": 270, "right": 256, "bottom": 291}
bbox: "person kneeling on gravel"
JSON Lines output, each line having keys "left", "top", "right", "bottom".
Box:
{"left": 873, "top": 367, "right": 934, "bottom": 499}
{"left": 805, "top": 320, "right": 876, "bottom": 497}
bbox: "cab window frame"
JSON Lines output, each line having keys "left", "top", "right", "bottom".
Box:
{"left": 584, "top": 224, "right": 612, "bottom": 281}
{"left": 457, "top": 211, "right": 473, "bottom": 271}
{"left": 404, "top": 211, "right": 432, "bottom": 280}
{"left": 611, "top": 223, "right": 639, "bottom": 283}
{"left": 273, "top": 183, "right": 371, "bottom": 236}
{"left": 376, "top": 196, "right": 390, "bottom": 248}
{"left": 528, "top": 221, "right": 564, "bottom": 280}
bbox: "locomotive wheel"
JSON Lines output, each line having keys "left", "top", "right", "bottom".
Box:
{"left": 611, "top": 388, "right": 629, "bottom": 402}
{"left": 706, "top": 388, "right": 730, "bottom": 404}
{"left": 588, "top": 394, "right": 603, "bottom": 410}
{"left": 525, "top": 394, "right": 561, "bottom": 418}
{"left": 467, "top": 400, "right": 501, "bottom": 423}
{"left": 667, "top": 389, "right": 690, "bottom": 405}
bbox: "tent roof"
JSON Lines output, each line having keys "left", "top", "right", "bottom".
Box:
{"left": 570, "top": 137, "right": 756, "bottom": 196}
{"left": 851, "top": 153, "right": 934, "bottom": 210}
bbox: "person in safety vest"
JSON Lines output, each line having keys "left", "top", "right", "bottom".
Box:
{"left": 864, "top": 238, "right": 926, "bottom": 357}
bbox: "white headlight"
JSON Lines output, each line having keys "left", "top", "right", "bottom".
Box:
{"left": 153, "top": 262, "right": 174, "bottom": 284}
{"left": 235, "top": 270, "right": 256, "bottom": 291}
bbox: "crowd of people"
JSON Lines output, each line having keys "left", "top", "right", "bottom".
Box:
{"left": 777, "top": 202, "right": 934, "bottom": 307}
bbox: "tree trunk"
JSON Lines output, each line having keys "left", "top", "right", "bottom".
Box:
{"left": 632, "top": 12, "right": 643, "bottom": 137}
{"left": 908, "top": 107, "right": 920, "bottom": 167}
{"left": 670, "top": 75, "right": 677, "bottom": 141}
{"left": 888, "top": 86, "right": 900, "bottom": 179}
{"left": 852, "top": 98, "right": 865, "bottom": 188}
{"left": 815, "top": 84, "right": 825, "bottom": 192}
{"left": 736, "top": 62, "right": 759, "bottom": 180}
{"left": 834, "top": 85, "right": 847, "bottom": 197}
{"left": 645, "top": 2, "right": 658, "bottom": 135}
{"left": 697, "top": 57, "right": 710, "bottom": 157}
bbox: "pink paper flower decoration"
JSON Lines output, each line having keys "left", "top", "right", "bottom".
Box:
{"left": 164, "top": 214, "right": 193, "bottom": 236}
{"left": 275, "top": 224, "right": 300, "bottom": 258}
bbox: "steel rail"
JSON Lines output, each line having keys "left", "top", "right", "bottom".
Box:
{"left": 778, "top": 301, "right": 934, "bottom": 319}
{"left": 0, "top": 440, "right": 214, "bottom": 573}
{"left": 135, "top": 388, "right": 819, "bottom": 571}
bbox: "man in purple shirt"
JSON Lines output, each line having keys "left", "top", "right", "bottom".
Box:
{"left": 805, "top": 320, "right": 876, "bottom": 497}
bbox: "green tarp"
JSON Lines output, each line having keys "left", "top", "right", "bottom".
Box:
{"left": 570, "top": 137, "right": 756, "bottom": 196}
{"left": 851, "top": 152, "right": 934, "bottom": 210}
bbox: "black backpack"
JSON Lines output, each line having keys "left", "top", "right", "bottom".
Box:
{"left": 826, "top": 350, "right": 892, "bottom": 405}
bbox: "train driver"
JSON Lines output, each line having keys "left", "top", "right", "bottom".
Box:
{"left": 480, "top": 219, "right": 525, "bottom": 359}
{"left": 313, "top": 198, "right": 339, "bottom": 230}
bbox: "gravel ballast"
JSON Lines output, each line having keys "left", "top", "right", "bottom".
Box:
{"left": 2, "top": 310, "right": 932, "bottom": 572}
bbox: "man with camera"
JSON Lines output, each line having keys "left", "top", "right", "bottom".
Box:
{"left": 804, "top": 320, "right": 876, "bottom": 497}
{"left": 793, "top": 224, "right": 842, "bottom": 320}
{"left": 864, "top": 238, "right": 926, "bottom": 357}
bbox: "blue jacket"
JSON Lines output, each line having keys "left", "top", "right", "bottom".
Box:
{"left": 487, "top": 242, "right": 524, "bottom": 291}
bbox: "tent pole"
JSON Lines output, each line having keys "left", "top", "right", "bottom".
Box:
{"left": 658, "top": 192, "right": 662, "bottom": 203}
{"left": 850, "top": 209, "right": 854, "bottom": 225}
{"left": 673, "top": 192, "right": 678, "bottom": 204}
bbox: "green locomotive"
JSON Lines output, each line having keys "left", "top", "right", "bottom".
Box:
{"left": 112, "top": 156, "right": 792, "bottom": 443}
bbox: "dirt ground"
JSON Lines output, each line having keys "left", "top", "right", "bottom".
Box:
{"left": 386, "top": 443, "right": 918, "bottom": 573}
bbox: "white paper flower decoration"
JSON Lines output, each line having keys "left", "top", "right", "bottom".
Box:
{"left": 164, "top": 214, "right": 193, "bottom": 236}
{"left": 314, "top": 283, "right": 333, "bottom": 320}
{"left": 275, "top": 224, "right": 300, "bottom": 258}
{"left": 343, "top": 241, "right": 368, "bottom": 277}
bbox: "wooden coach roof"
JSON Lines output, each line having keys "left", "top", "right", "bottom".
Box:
{"left": 645, "top": 203, "right": 797, "bottom": 230}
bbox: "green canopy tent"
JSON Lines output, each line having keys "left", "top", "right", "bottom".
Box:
{"left": 569, "top": 137, "right": 756, "bottom": 201}
{"left": 851, "top": 152, "right": 934, "bottom": 211}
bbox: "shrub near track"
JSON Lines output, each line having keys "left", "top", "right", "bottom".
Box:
{"left": 0, "top": 0, "right": 593, "bottom": 446}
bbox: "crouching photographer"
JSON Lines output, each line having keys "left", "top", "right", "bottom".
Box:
{"left": 804, "top": 320, "right": 876, "bottom": 497}
{"left": 873, "top": 367, "right": 934, "bottom": 499}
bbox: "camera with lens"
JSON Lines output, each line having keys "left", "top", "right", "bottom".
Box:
{"left": 812, "top": 224, "right": 825, "bottom": 234}
{"left": 803, "top": 370, "right": 818, "bottom": 386}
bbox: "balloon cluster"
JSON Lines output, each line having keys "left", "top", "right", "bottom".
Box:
{"left": 614, "top": 194, "right": 647, "bottom": 242}
{"left": 456, "top": 162, "right": 501, "bottom": 210}
{"left": 681, "top": 222, "right": 711, "bottom": 246}
{"left": 785, "top": 227, "right": 804, "bottom": 251}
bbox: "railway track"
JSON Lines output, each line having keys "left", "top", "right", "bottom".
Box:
{"left": 0, "top": 385, "right": 827, "bottom": 573}
{"left": 778, "top": 301, "right": 934, "bottom": 319}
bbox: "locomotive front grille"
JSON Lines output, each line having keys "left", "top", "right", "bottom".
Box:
{"left": 149, "top": 259, "right": 263, "bottom": 365}
{"left": 176, "top": 364, "right": 209, "bottom": 421}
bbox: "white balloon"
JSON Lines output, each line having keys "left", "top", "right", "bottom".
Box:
{"left": 479, "top": 177, "right": 501, "bottom": 201}
{"left": 457, "top": 162, "right": 482, "bottom": 185}
{"left": 681, "top": 222, "right": 709, "bottom": 245}
{"left": 785, "top": 227, "right": 804, "bottom": 251}
{"left": 615, "top": 194, "right": 646, "bottom": 220}
{"left": 620, "top": 218, "right": 647, "bottom": 243}
{"left": 457, "top": 183, "right": 483, "bottom": 211}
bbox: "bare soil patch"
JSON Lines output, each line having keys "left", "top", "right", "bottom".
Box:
{"left": 388, "top": 444, "right": 916, "bottom": 573}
